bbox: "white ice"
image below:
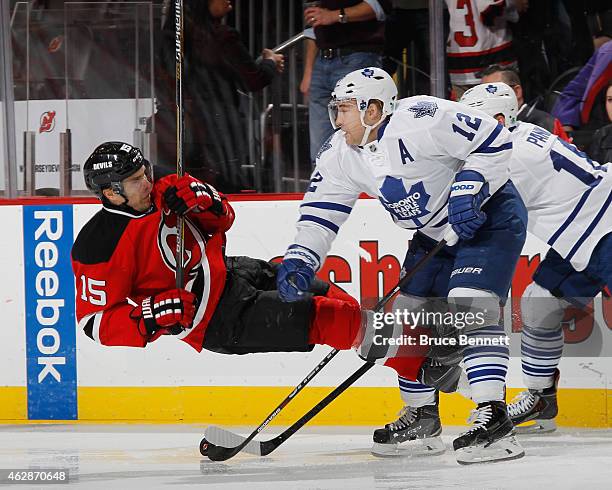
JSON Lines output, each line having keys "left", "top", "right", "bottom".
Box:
{"left": 1, "top": 424, "right": 611, "bottom": 489}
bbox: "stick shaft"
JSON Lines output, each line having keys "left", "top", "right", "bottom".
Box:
{"left": 174, "top": 0, "right": 185, "bottom": 287}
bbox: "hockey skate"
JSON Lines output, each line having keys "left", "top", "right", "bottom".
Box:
{"left": 371, "top": 395, "right": 445, "bottom": 457}
{"left": 453, "top": 401, "right": 525, "bottom": 464}
{"left": 508, "top": 369, "right": 559, "bottom": 434}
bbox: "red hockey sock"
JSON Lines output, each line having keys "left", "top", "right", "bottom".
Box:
{"left": 382, "top": 325, "right": 430, "bottom": 380}
{"left": 308, "top": 285, "right": 362, "bottom": 350}
{"left": 383, "top": 355, "right": 426, "bottom": 380}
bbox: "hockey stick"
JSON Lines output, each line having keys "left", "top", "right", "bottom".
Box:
{"left": 204, "top": 232, "right": 455, "bottom": 461}
{"left": 200, "top": 347, "right": 340, "bottom": 457}
{"left": 174, "top": 0, "right": 186, "bottom": 287}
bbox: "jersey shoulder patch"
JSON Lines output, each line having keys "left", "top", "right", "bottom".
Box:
{"left": 72, "top": 209, "right": 131, "bottom": 265}
{"left": 406, "top": 100, "right": 439, "bottom": 118}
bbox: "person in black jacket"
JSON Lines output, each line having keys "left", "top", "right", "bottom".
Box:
{"left": 588, "top": 81, "right": 612, "bottom": 163}
{"left": 155, "top": 0, "right": 284, "bottom": 192}
{"left": 479, "top": 63, "right": 572, "bottom": 142}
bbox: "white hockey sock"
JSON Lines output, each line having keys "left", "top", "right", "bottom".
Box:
{"left": 521, "top": 324, "right": 563, "bottom": 390}
{"left": 398, "top": 376, "right": 436, "bottom": 407}
{"left": 463, "top": 325, "right": 509, "bottom": 404}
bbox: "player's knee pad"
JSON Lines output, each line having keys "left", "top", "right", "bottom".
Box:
{"left": 447, "top": 287, "right": 501, "bottom": 330}
{"left": 521, "top": 281, "right": 568, "bottom": 330}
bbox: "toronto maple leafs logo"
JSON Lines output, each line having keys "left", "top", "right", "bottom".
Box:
{"left": 360, "top": 100, "right": 367, "bottom": 110}
{"left": 378, "top": 176, "right": 431, "bottom": 226}
{"left": 407, "top": 101, "right": 438, "bottom": 118}
{"left": 486, "top": 84, "right": 498, "bottom": 94}
{"left": 362, "top": 68, "right": 374, "bottom": 78}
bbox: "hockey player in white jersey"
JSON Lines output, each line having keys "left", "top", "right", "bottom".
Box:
{"left": 277, "top": 67, "right": 528, "bottom": 464}
{"left": 460, "top": 82, "right": 612, "bottom": 433}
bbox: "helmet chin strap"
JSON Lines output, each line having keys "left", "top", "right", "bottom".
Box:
{"left": 358, "top": 113, "right": 385, "bottom": 146}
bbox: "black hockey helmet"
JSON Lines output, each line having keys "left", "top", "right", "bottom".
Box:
{"left": 84, "top": 141, "right": 153, "bottom": 198}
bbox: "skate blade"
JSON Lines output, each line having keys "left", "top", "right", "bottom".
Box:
{"left": 371, "top": 436, "right": 446, "bottom": 458}
{"left": 455, "top": 435, "right": 525, "bottom": 465}
{"left": 515, "top": 418, "right": 557, "bottom": 434}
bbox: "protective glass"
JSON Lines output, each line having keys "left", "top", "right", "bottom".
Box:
{"left": 327, "top": 98, "right": 356, "bottom": 129}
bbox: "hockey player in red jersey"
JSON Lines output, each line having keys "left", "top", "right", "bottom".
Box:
{"left": 72, "top": 141, "right": 460, "bottom": 388}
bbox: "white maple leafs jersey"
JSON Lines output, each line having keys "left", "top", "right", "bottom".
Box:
{"left": 510, "top": 122, "right": 611, "bottom": 271}
{"left": 292, "top": 96, "right": 513, "bottom": 266}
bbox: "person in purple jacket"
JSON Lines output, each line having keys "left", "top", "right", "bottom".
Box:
{"left": 552, "top": 40, "right": 612, "bottom": 135}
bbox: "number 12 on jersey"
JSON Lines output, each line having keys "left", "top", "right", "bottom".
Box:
{"left": 452, "top": 113, "right": 482, "bottom": 141}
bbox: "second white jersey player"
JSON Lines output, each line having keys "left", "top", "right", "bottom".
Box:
{"left": 461, "top": 82, "right": 611, "bottom": 434}
{"left": 508, "top": 120, "right": 609, "bottom": 271}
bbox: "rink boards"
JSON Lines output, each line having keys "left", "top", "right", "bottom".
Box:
{"left": 0, "top": 197, "right": 610, "bottom": 427}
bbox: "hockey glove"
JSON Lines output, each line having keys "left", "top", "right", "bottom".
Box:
{"left": 163, "top": 174, "right": 224, "bottom": 216}
{"left": 448, "top": 170, "right": 490, "bottom": 241}
{"left": 137, "top": 288, "right": 196, "bottom": 336}
{"left": 277, "top": 245, "right": 320, "bottom": 302}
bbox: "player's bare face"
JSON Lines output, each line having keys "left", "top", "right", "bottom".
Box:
{"left": 122, "top": 166, "right": 153, "bottom": 212}
{"left": 335, "top": 100, "right": 366, "bottom": 145}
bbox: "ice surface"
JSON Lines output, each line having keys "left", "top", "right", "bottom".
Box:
{"left": 0, "top": 424, "right": 611, "bottom": 489}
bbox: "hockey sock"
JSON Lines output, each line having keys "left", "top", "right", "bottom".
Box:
{"left": 463, "top": 325, "right": 509, "bottom": 403}
{"left": 521, "top": 324, "right": 563, "bottom": 390}
{"left": 384, "top": 356, "right": 426, "bottom": 382}
{"left": 398, "top": 377, "right": 437, "bottom": 407}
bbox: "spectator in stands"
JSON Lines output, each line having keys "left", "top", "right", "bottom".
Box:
{"left": 552, "top": 40, "right": 612, "bottom": 135}
{"left": 445, "top": 0, "right": 519, "bottom": 100}
{"left": 479, "top": 63, "right": 571, "bottom": 141}
{"left": 301, "top": 0, "right": 392, "bottom": 163}
{"left": 383, "top": 0, "right": 430, "bottom": 97}
{"left": 588, "top": 81, "right": 612, "bottom": 164}
{"left": 155, "top": 0, "right": 284, "bottom": 193}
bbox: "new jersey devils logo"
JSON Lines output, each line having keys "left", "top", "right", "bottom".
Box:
{"left": 39, "top": 111, "right": 56, "bottom": 133}
{"left": 158, "top": 209, "right": 207, "bottom": 278}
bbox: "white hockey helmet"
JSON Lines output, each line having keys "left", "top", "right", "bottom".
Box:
{"left": 460, "top": 82, "right": 518, "bottom": 128}
{"left": 328, "top": 67, "right": 398, "bottom": 145}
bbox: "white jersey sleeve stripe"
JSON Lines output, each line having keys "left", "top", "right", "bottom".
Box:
{"left": 565, "top": 189, "right": 612, "bottom": 262}
{"left": 298, "top": 214, "right": 340, "bottom": 234}
{"left": 547, "top": 187, "right": 593, "bottom": 247}
{"left": 472, "top": 124, "right": 513, "bottom": 154}
{"left": 300, "top": 201, "right": 353, "bottom": 214}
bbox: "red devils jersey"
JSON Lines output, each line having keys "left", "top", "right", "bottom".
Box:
{"left": 446, "top": 0, "right": 515, "bottom": 85}
{"left": 71, "top": 175, "right": 235, "bottom": 352}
